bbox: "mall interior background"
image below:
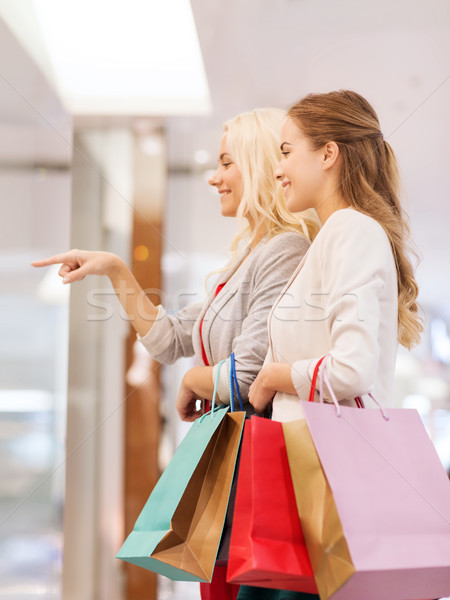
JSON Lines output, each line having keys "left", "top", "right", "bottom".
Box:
{"left": 0, "top": 1, "right": 449, "bottom": 599}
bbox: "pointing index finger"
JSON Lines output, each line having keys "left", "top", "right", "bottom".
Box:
{"left": 31, "top": 254, "right": 69, "bottom": 267}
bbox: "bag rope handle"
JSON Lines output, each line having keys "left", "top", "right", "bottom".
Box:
{"left": 199, "top": 358, "right": 227, "bottom": 421}
{"left": 229, "top": 352, "right": 244, "bottom": 412}
{"left": 308, "top": 355, "right": 389, "bottom": 420}
{"left": 202, "top": 354, "right": 243, "bottom": 421}
{"left": 308, "top": 356, "right": 326, "bottom": 403}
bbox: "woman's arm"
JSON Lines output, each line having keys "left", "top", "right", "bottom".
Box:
{"left": 176, "top": 366, "right": 214, "bottom": 421}
{"left": 177, "top": 362, "right": 297, "bottom": 420}
{"left": 247, "top": 362, "right": 295, "bottom": 413}
{"left": 32, "top": 249, "right": 159, "bottom": 338}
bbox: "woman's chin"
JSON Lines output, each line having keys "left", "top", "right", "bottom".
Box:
{"left": 220, "top": 205, "right": 237, "bottom": 218}
{"left": 286, "top": 195, "right": 304, "bottom": 214}
{"left": 285, "top": 198, "right": 297, "bottom": 213}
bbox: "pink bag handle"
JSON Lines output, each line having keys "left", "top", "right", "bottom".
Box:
{"left": 309, "top": 356, "right": 389, "bottom": 420}
{"left": 308, "top": 356, "right": 356, "bottom": 412}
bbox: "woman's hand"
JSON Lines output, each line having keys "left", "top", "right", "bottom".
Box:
{"left": 176, "top": 366, "right": 214, "bottom": 422}
{"left": 31, "top": 249, "right": 121, "bottom": 284}
{"left": 248, "top": 365, "right": 277, "bottom": 413}
{"left": 248, "top": 362, "right": 296, "bottom": 413}
{"left": 176, "top": 374, "right": 202, "bottom": 422}
{"left": 32, "top": 248, "right": 160, "bottom": 338}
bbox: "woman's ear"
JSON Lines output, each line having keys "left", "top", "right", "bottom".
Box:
{"left": 322, "top": 141, "right": 340, "bottom": 171}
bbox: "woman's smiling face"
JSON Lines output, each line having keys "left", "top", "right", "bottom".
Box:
{"left": 274, "top": 117, "right": 325, "bottom": 214}
{"left": 208, "top": 133, "right": 243, "bottom": 217}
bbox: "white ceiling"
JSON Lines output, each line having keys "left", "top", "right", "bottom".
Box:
{"left": 0, "top": 0, "right": 448, "bottom": 317}
{"left": 30, "top": 0, "right": 211, "bottom": 115}
{"left": 0, "top": 15, "right": 71, "bottom": 166}
{"left": 167, "top": 0, "right": 450, "bottom": 316}
{"left": 0, "top": 0, "right": 211, "bottom": 117}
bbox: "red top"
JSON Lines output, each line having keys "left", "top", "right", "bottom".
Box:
{"left": 199, "top": 283, "right": 226, "bottom": 366}
{"left": 200, "top": 283, "right": 225, "bottom": 413}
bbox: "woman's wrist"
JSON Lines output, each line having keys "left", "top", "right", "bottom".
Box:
{"left": 107, "top": 254, "right": 127, "bottom": 282}
{"left": 258, "top": 363, "right": 276, "bottom": 394}
{"left": 183, "top": 366, "right": 214, "bottom": 400}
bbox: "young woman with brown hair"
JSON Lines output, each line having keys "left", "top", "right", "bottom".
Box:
{"left": 245, "top": 90, "right": 422, "bottom": 600}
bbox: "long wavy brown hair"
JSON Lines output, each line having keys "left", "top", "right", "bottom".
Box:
{"left": 288, "top": 90, "right": 423, "bottom": 349}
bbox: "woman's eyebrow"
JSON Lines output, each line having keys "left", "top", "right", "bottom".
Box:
{"left": 280, "top": 142, "right": 292, "bottom": 151}
{"left": 219, "top": 153, "right": 232, "bottom": 161}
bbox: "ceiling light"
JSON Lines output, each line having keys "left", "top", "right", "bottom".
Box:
{"left": 31, "top": 0, "right": 211, "bottom": 115}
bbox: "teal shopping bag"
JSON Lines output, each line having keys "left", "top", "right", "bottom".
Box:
{"left": 117, "top": 400, "right": 245, "bottom": 582}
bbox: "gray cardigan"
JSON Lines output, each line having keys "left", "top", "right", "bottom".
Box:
{"left": 139, "top": 232, "right": 310, "bottom": 409}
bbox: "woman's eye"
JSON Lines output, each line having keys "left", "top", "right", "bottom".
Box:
{"left": 222, "top": 162, "right": 232, "bottom": 168}
{"left": 281, "top": 152, "right": 290, "bottom": 158}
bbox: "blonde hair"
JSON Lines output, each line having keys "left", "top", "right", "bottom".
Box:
{"left": 223, "top": 107, "right": 320, "bottom": 259}
{"left": 288, "top": 90, "right": 423, "bottom": 349}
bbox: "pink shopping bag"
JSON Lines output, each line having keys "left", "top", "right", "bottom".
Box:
{"left": 283, "top": 357, "right": 450, "bottom": 600}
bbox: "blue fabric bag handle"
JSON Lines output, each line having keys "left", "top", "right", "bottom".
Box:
{"left": 205, "top": 353, "right": 243, "bottom": 418}
{"left": 229, "top": 352, "right": 244, "bottom": 412}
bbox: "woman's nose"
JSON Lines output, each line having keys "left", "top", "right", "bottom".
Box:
{"left": 208, "top": 168, "right": 221, "bottom": 187}
{"left": 274, "top": 163, "right": 283, "bottom": 180}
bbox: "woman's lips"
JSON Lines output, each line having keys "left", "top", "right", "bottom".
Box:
{"left": 282, "top": 181, "right": 292, "bottom": 195}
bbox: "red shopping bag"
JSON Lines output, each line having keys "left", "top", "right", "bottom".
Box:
{"left": 200, "top": 566, "right": 239, "bottom": 600}
{"left": 226, "top": 417, "right": 318, "bottom": 594}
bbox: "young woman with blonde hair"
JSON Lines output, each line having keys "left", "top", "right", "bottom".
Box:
{"left": 245, "top": 90, "right": 422, "bottom": 600}
{"left": 33, "top": 107, "right": 318, "bottom": 600}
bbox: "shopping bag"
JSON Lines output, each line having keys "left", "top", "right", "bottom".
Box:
{"left": 227, "top": 416, "right": 318, "bottom": 594}
{"left": 117, "top": 358, "right": 245, "bottom": 582}
{"left": 200, "top": 565, "right": 240, "bottom": 600}
{"left": 215, "top": 350, "right": 245, "bottom": 566}
{"left": 283, "top": 357, "right": 450, "bottom": 600}
{"left": 200, "top": 353, "right": 242, "bottom": 599}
